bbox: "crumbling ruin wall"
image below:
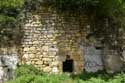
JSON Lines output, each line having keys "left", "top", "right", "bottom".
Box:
{"left": 21, "top": 9, "right": 88, "bottom": 74}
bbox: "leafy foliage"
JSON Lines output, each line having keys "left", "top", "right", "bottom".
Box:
{"left": 0, "top": 0, "right": 24, "bottom": 46}
{"left": 6, "top": 65, "right": 125, "bottom": 83}
{"left": 24, "top": 0, "right": 43, "bottom": 12}
{"left": 0, "top": 0, "right": 24, "bottom": 21}
{"left": 15, "top": 64, "right": 43, "bottom": 77}
{"left": 45, "top": 0, "right": 125, "bottom": 16}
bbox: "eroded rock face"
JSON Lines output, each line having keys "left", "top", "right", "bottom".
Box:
{"left": 1, "top": 55, "right": 18, "bottom": 69}
{"left": 103, "top": 48, "right": 125, "bottom": 73}
{"left": 0, "top": 54, "right": 18, "bottom": 83}
{"left": 84, "top": 46, "right": 104, "bottom": 72}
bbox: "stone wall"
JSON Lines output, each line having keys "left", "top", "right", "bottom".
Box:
{"left": 21, "top": 10, "right": 89, "bottom": 74}
{"left": 17, "top": 8, "right": 125, "bottom": 74}
{"left": 0, "top": 9, "right": 124, "bottom": 78}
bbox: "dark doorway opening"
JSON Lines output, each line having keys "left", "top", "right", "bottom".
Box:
{"left": 63, "top": 60, "right": 73, "bottom": 72}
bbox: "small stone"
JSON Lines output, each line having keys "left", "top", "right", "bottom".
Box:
{"left": 39, "top": 55, "right": 43, "bottom": 57}
{"left": 43, "top": 52, "right": 47, "bottom": 55}
{"left": 52, "top": 66, "right": 59, "bottom": 74}
{"left": 53, "top": 41, "right": 57, "bottom": 44}
{"left": 33, "top": 41, "right": 39, "bottom": 44}
{"left": 23, "top": 54, "right": 30, "bottom": 60}
{"left": 28, "top": 42, "right": 32, "bottom": 44}
{"left": 52, "top": 23, "right": 55, "bottom": 26}
{"left": 36, "top": 51, "right": 41, "bottom": 54}
{"left": 25, "top": 24, "right": 31, "bottom": 27}
{"left": 24, "top": 47, "right": 29, "bottom": 52}
{"left": 29, "top": 47, "right": 36, "bottom": 51}
{"left": 29, "top": 54, "right": 35, "bottom": 58}
{"left": 52, "top": 61, "right": 59, "bottom": 66}
{"left": 43, "top": 58, "right": 52, "bottom": 61}
{"left": 47, "top": 34, "right": 53, "bottom": 38}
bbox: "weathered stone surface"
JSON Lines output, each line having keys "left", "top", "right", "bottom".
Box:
{"left": 103, "top": 49, "right": 124, "bottom": 73}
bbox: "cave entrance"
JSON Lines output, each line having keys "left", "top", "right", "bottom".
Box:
{"left": 63, "top": 59, "right": 73, "bottom": 72}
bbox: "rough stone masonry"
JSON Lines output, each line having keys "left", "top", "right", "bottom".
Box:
{"left": 0, "top": 8, "right": 124, "bottom": 78}
{"left": 21, "top": 10, "right": 88, "bottom": 74}
{"left": 20, "top": 9, "right": 125, "bottom": 74}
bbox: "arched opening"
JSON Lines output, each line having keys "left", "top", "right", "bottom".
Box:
{"left": 63, "top": 59, "right": 73, "bottom": 72}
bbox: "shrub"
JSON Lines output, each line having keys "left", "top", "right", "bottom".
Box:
{"left": 6, "top": 65, "right": 125, "bottom": 83}
{"left": 15, "top": 64, "right": 43, "bottom": 77}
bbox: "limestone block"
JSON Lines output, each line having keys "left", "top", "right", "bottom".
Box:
{"left": 43, "top": 58, "right": 52, "bottom": 61}
{"left": 48, "top": 51, "right": 57, "bottom": 56}
{"left": 39, "top": 55, "right": 43, "bottom": 57}
{"left": 23, "top": 39, "right": 32, "bottom": 42}
{"left": 43, "top": 52, "right": 47, "bottom": 56}
{"left": 42, "top": 46, "right": 49, "bottom": 51}
{"left": 29, "top": 47, "right": 37, "bottom": 53}
{"left": 35, "top": 61, "right": 43, "bottom": 65}
{"left": 29, "top": 54, "right": 35, "bottom": 58}
{"left": 31, "top": 61, "right": 35, "bottom": 64}
{"left": 47, "top": 34, "right": 53, "bottom": 38}
{"left": 28, "top": 42, "right": 33, "bottom": 45}
{"left": 22, "top": 54, "right": 30, "bottom": 60}
{"left": 48, "top": 55, "right": 55, "bottom": 58}
{"left": 24, "top": 23, "right": 31, "bottom": 27}
{"left": 23, "top": 47, "right": 29, "bottom": 52}
{"left": 53, "top": 41, "right": 57, "bottom": 44}
{"left": 36, "top": 27, "right": 42, "bottom": 31}
{"left": 52, "top": 23, "right": 55, "bottom": 26}
{"left": 36, "top": 51, "right": 41, "bottom": 55}
{"left": 51, "top": 61, "right": 59, "bottom": 66}
{"left": 50, "top": 39, "right": 54, "bottom": 41}
{"left": 29, "top": 47, "right": 36, "bottom": 51}
{"left": 34, "top": 64, "right": 40, "bottom": 68}
{"left": 33, "top": 41, "right": 39, "bottom": 44}
{"left": 43, "top": 67, "right": 51, "bottom": 73}
{"left": 33, "top": 58, "right": 39, "bottom": 61}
